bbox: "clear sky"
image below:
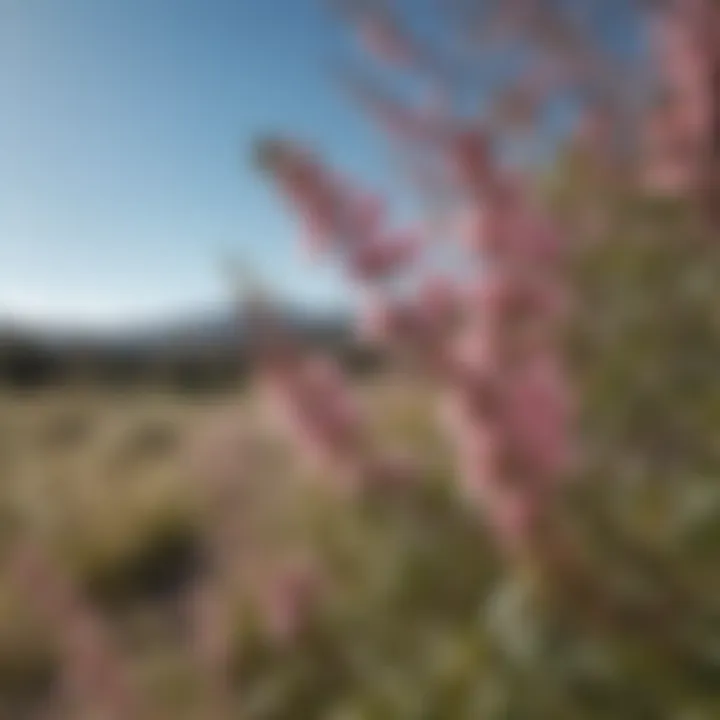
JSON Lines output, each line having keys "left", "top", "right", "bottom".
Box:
{"left": 0, "top": 0, "right": 642, "bottom": 331}
{"left": 0, "top": 0, "right": 392, "bottom": 330}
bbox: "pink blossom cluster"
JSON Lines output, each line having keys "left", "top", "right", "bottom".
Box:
{"left": 439, "top": 131, "right": 572, "bottom": 553}
{"left": 6, "top": 540, "right": 145, "bottom": 720}
{"left": 259, "top": 121, "right": 573, "bottom": 555}
{"left": 643, "top": 0, "right": 720, "bottom": 197}
{"left": 356, "top": 9, "right": 417, "bottom": 69}
{"left": 256, "top": 139, "right": 419, "bottom": 280}
{"left": 260, "top": 352, "right": 367, "bottom": 488}
{"left": 189, "top": 417, "right": 328, "bottom": 687}
{"left": 254, "top": 552, "right": 326, "bottom": 644}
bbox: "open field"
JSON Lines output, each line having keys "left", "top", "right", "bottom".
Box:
{"left": 1, "top": 380, "right": 719, "bottom": 719}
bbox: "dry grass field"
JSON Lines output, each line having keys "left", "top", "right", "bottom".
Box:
{"left": 0, "top": 376, "right": 719, "bottom": 719}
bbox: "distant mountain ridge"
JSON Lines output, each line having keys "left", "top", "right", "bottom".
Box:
{"left": 1, "top": 302, "right": 353, "bottom": 355}
{"left": 0, "top": 303, "right": 364, "bottom": 388}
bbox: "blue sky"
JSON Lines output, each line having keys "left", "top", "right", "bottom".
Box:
{"left": 0, "top": 0, "right": 643, "bottom": 330}
{"left": 0, "top": 0, "right": 394, "bottom": 329}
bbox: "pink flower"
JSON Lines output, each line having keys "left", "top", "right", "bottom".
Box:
{"left": 348, "top": 231, "right": 420, "bottom": 281}
{"left": 358, "top": 13, "right": 416, "bottom": 68}
{"left": 447, "top": 325, "right": 498, "bottom": 389}
{"left": 259, "top": 14, "right": 578, "bottom": 554}
{"left": 416, "top": 275, "right": 461, "bottom": 330}
{"left": 455, "top": 202, "right": 490, "bottom": 253}
{"left": 642, "top": 0, "right": 720, "bottom": 197}
{"left": 487, "top": 483, "right": 544, "bottom": 554}
{"left": 6, "top": 541, "right": 142, "bottom": 719}
{"left": 367, "top": 449, "right": 419, "bottom": 488}
{"left": 500, "top": 352, "right": 572, "bottom": 482}
{"left": 359, "top": 297, "right": 409, "bottom": 344}
{"left": 462, "top": 268, "right": 567, "bottom": 348}
{"left": 477, "top": 187, "right": 562, "bottom": 267}
{"left": 453, "top": 424, "right": 503, "bottom": 506}
{"left": 351, "top": 192, "right": 386, "bottom": 240}
{"left": 262, "top": 354, "right": 367, "bottom": 483}
{"left": 448, "top": 128, "right": 493, "bottom": 191}
{"left": 261, "top": 555, "right": 324, "bottom": 644}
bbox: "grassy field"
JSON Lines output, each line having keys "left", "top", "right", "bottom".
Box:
{"left": 1, "top": 381, "right": 719, "bottom": 719}
{"left": 0, "top": 388, "right": 234, "bottom": 718}
{"left": 0, "top": 381, "right": 460, "bottom": 718}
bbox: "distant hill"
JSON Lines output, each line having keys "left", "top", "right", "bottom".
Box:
{"left": 0, "top": 304, "right": 373, "bottom": 389}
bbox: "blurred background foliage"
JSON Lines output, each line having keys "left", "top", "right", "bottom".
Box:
{"left": 1, "top": 160, "right": 720, "bottom": 718}
{"left": 3, "top": 0, "right": 720, "bottom": 714}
